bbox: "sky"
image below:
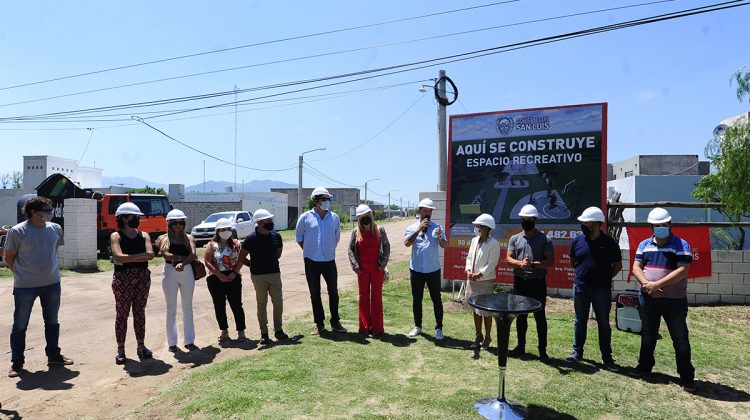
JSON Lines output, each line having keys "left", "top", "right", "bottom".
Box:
{"left": 1, "top": 0, "right": 748, "bottom": 206}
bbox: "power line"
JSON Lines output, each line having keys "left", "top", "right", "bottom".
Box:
{"left": 303, "top": 162, "right": 362, "bottom": 188}
{"left": 71, "top": 128, "right": 95, "bottom": 173}
{"left": 0, "top": 0, "right": 676, "bottom": 109}
{"left": 2, "top": 1, "right": 745, "bottom": 123}
{"left": 0, "top": 1, "right": 522, "bottom": 92}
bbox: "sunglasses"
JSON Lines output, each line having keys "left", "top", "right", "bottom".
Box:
{"left": 170, "top": 221, "right": 186, "bottom": 226}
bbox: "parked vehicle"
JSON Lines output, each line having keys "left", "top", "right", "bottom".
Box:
{"left": 0, "top": 225, "right": 8, "bottom": 267}
{"left": 191, "top": 211, "right": 254, "bottom": 247}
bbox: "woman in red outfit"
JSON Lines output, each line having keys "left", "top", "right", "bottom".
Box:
{"left": 348, "top": 205, "right": 390, "bottom": 336}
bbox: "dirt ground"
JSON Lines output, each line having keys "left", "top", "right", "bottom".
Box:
{"left": 0, "top": 219, "right": 415, "bottom": 419}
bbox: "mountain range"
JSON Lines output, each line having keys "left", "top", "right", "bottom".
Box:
{"left": 101, "top": 176, "right": 295, "bottom": 192}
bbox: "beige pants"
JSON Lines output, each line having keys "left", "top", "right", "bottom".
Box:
{"left": 251, "top": 272, "right": 284, "bottom": 334}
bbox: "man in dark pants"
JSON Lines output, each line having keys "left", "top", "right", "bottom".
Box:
{"left": 296, "top": 186, "right": 346, "bottom": 335}
{"left": 506, "top": 204, "right": 554, "bottom": 360}
{"left": 630, "top": 207, "right": 696, "bottom": 392}
{"left": 404, "top": 198, "right": 448, "bottom": 341}
{"left": 566, "top": 206, "right": 622, "bottom": 371}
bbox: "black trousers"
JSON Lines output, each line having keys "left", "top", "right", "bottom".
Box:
{"left": 410, "top": 269, "right": 443, "bottom": 330}
{"left": 304, "top": 258, "right": 340, "bottom": 325}
{"left": 513, "top": 276, "right": 548, "bottom": 351}
{"left": 207, "top": 272, "right": 246, "bottom": 331}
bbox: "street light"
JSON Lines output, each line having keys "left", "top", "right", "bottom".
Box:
{"left": 363, "top": 178, "right": 379, "bottom": 203}
{"left": 387, "top": 189, "right": 398, "bottom": 218}
{"left": 298, "top": 147, "right": 326, "bottom": 222}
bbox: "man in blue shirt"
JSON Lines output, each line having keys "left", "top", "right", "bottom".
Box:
{"left": 404, "top": 198, "right": 447, "bottom": 341}
{"left": 629, "top": 207, "right": 696, "bottom": 392}
{"left": 296, "top": 187, "right": 346, "bottom": 335}
{"left": 566, "top": 207, "right": 622, "bottom": 372}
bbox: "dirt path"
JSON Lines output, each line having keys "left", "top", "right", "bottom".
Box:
{"left": 0, "top": 219, "right": 414, "bottom": 419}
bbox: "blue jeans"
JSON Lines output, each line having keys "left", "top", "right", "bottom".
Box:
{"left": 573, "top": 284, "right": 613, "bottom": 360}
{"left": 10, "top": 283, "right": 62, "bottom": 364}
{"left": 638, "top": 293, "right": 695, "bottom": 381}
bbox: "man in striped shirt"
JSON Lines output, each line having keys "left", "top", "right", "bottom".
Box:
{"left": 629, "top": 207, "right": 696, "bottom": 392}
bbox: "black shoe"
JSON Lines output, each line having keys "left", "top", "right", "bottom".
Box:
{"left": 603, "top": 359, "right": 620, "bottom": 372}
{"left": 168, "top": 345, "right": 179, "bottom": 353}
{"left": 629, "top": 365, "right": 651, "bottom": 378}
{"left": 115, "top": 351, "right": 127, "bottom": 365}
{"left": 331, "top": 322, "right": 347, "bottom": 333}
{"left": 137, "top": 347, "right": 153, "bottom": 359}
{"left": 682, "top": 379, "right": 697, "bottom": 392}
{"left": 508, "top": 346, "right": 526, "bottom": 357}
{"left": 185, "top": 343, "right": 199, "bottom": 351}
{"left": 538, "top": 350, "right": 550, "bottom": 361}
{"left": 259, "top": 334, "right": 272, "bottom": 346}
{"left": 565, "top": 351, "right": 582, "bottom": 363}
{"left": 274, "top": 330, "right": 289, "bottom": 340}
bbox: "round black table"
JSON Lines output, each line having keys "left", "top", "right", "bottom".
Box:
{"left": 468, "top": 293, "right": 542, "bottom": 420}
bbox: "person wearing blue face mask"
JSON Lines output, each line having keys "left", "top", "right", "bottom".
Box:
{"left": 296, "top": 186, "right": 346, "bottom": 335}
{"left": 630, "top": 207, "right": 696, "bottom": 392}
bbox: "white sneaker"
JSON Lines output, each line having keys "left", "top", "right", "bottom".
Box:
{"left": 435, "top": 328, "right": 445, "bottom": 341}
{"left": 408, "top": 326, "right": 422, "bottom": 337}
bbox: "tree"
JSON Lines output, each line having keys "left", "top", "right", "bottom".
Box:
{"left": 693, "top": 66, "right": 750, "bottom": 249}
{"left": 128, "top": 185, "right": 167, "bottom": 195}
{"left": 0, "top": 173, "right": 10, "bottom": 189}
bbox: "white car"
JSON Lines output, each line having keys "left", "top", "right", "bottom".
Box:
{"left": 191, "top": 211, "right": 254, "bottom": 247}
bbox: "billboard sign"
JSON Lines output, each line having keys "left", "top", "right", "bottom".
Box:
{"left": 445, "top": 103, "right": 608, "bottom": 288}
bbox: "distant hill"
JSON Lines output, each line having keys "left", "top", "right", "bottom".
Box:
{"left": 187, "top": 179, "right": 296, "bottom": 193}
{"left": 102, "top": 176, "right": 167, "bottom": 189}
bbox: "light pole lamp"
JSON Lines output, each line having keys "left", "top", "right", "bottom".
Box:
{"left": 363, "top": 178, "right": 379, "bottom": 204}
{"left": 298, "top": 147, "right": 326, "bottom": 222}
{"left": 387, "top": 189, "right": 398, "bottom": 217}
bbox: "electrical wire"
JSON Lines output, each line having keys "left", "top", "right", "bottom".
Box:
{"left": 0, "top": 0, "right": 677, "bottom": 109}
{"left": 71, "top": 128, "right": 95, "bottom": 173}
{"left": 303, "top": 162, "right": 362, "bottom": 188}
{"left": 2, "top": 0, "right": 745, "bottom": 123}
{"left": 0, "top": 0, "right": 522, "bottom": 92}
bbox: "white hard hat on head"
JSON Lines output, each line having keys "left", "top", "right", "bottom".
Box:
{"left": 253, "top": 208, "right": 273, "bottom": 221}
{"left": 577, "top": 206, "right": 605, "bottom": 223}
{"left": 310, "top": 186, "right": 331, "bottom": 199}
{"left": 647, "top": 207, "right": 672, "bottom": 224}
{"left": 115, "top": 202, "right": 143, "bottom": 216}
{"left": 166, "top": 209, "right": 187, "bottom": 221}
{"left": 518, "top": 204, "right": 539, "bottom": 218}
{"left": 472, "top": 213, "right": 496, "bottom": 229}
{"left": 356, "top": 204, "right": 372, "bottom": 217}
{"left": 418, "top": 198, "right": 436, "bottom": 209}
{"left": 215, "top": 218, "right": 234, "bottom": 229}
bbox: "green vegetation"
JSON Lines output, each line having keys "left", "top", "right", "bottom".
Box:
{"left": 128, "top": 185, "right": 168, "bottom": 195}
{"left": 137, "top": 261, "right": 750, "bottom": 419}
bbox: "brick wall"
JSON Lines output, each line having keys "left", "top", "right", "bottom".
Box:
{"left": 60, "top": 198, "right": 97, "bottom": 269}
{"left": 171, "top": 201, "right": 242, "bottom": 231}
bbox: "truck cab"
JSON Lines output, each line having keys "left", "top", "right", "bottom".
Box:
{"left": 97, "top": 194, "right": 171, "bottom": 255}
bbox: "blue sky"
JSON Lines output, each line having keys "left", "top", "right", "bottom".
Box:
{"left": 1, "top": 1, "right": 747, "bottom": 206}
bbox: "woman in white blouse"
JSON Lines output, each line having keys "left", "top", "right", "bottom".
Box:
{"left": 465, "top": 213, "right": 501, "bottom": 349}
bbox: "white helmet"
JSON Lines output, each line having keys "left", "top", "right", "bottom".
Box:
{"left": 647, "top": 207, "right": 672, "bottom": 224}
{"left": 253, "top": 208, "right": 273, "bottom": 221}
{"left": 115, "top": 202, "right": 143, "bottom": 216}
{"left": 310, "top": 186, "right": 331, "bottom": 200}
{"left": 518, "top": 204, "right": 539, "bottom": 218}
{"left": 418, "top": 198, "right": 436, "bottom": 210}
{"left": 577, "top": 206, "right": 605, "bottom": 223}
{"left": 355, "top": 204, "right": 372, "bottom": 217}
{"left": 166, "top": 209, "right": 187, "bottom": 221}
{"left": 472, "top": 213, "right": 496, "bottom": 229}
{"left": 215, "top": 218, "right": 234, "bottom": 229}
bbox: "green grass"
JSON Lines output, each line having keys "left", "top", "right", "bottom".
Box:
{"left": 278, "top": 216, "right": 405, "bottom": 242}
{"left": 137, "top": 261, "right": 750, "bottom": 419}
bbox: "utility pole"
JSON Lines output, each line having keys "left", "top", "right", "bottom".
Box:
{"left": 234, "top": 84, "right": 238, "bottom": 190}
{"left": 298, "top": 148, "right": 326, "bottom": 224}
{"left": 364, "top": 178, "right": 379, "bottom": 204}
{"left": 203, "top": 160, "right": 206, "bottom": 193}
{"left": 437, "top": 69, "right": 447, "bottom": 191}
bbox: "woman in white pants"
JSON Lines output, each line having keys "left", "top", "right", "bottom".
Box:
{"left": 157, "top": 209, "right": 198, "bottom": 352}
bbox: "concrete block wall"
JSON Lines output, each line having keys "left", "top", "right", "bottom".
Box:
{"left": 171, "top": 201, "right": 242, "bottom": 232}
{"left": 61, "top": 198, "right": 97, "bottom": 270}
{"left": 552, "top": 249, "right": 750, "bottom": 305}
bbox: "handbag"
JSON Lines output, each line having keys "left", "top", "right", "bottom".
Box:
{"left": 190, "top": 260, "right": 207, "bottom": 280}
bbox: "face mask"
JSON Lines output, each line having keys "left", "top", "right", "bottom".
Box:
{"left": 41, "top": 212, "right": 54, "bottom": 223}
{"left": 473, "top": 227, "right": 481, "bottom": 236}
{"left": 263, "top": 222, "right": 274, "bottom": 231}
{"left": 321, "top": 200, "right": 331, "bottom": 211}
{"left": 219, "top": 231, "right": 232, "bottom": 240}
{"left": 653, "top": 226, "right": 670, "bottom": 239}
{"left": 360, "top": 216, "right": 372, "bottom": 225}
{"left": 521, "top": 220, "right": 535, "bottom": 231}
{"left": 580, "top": 224, "right": 591, "bottom": 237}
{"left": 127, "top": 218, "right": 140, "bottom": 229}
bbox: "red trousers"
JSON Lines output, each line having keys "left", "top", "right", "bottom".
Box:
{"left": 358, "top": 268, "right": 384, "bottom": 334}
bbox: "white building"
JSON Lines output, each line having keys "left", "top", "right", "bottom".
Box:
{"left": 23, "top": 155, "right": 102, "bottom": 190}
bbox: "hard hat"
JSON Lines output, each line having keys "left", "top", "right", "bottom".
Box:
{"left": 310, "top": 186, "right": 331, "bottom": 199}
{"left": 215, "top": 218, "right": 234, "bottom": 229}
{"left": 472, "top": 213, "right": 496, "bottom": 229}
{"left": 518, "top": 204, "right": 539, "bottom": 218}
{"left": 253, "top": 208, "right": 273, "bottom": 221}
{"left": 418, "top": 198, "right": 436, "bottom": 209}
{"left": 115, "top": 202, "right": 144, "bottom": 216}
{"left": 577, "top": 206, "right": 605, "bottom": 223}
{"left": 166, "top": 209, "right": 187, "bottom": 221}
{"left": 647, "top": 207, "right": 672, "bottom": 224}
{"left": 355, "top": 204, "right": 372, "bottom": 217}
